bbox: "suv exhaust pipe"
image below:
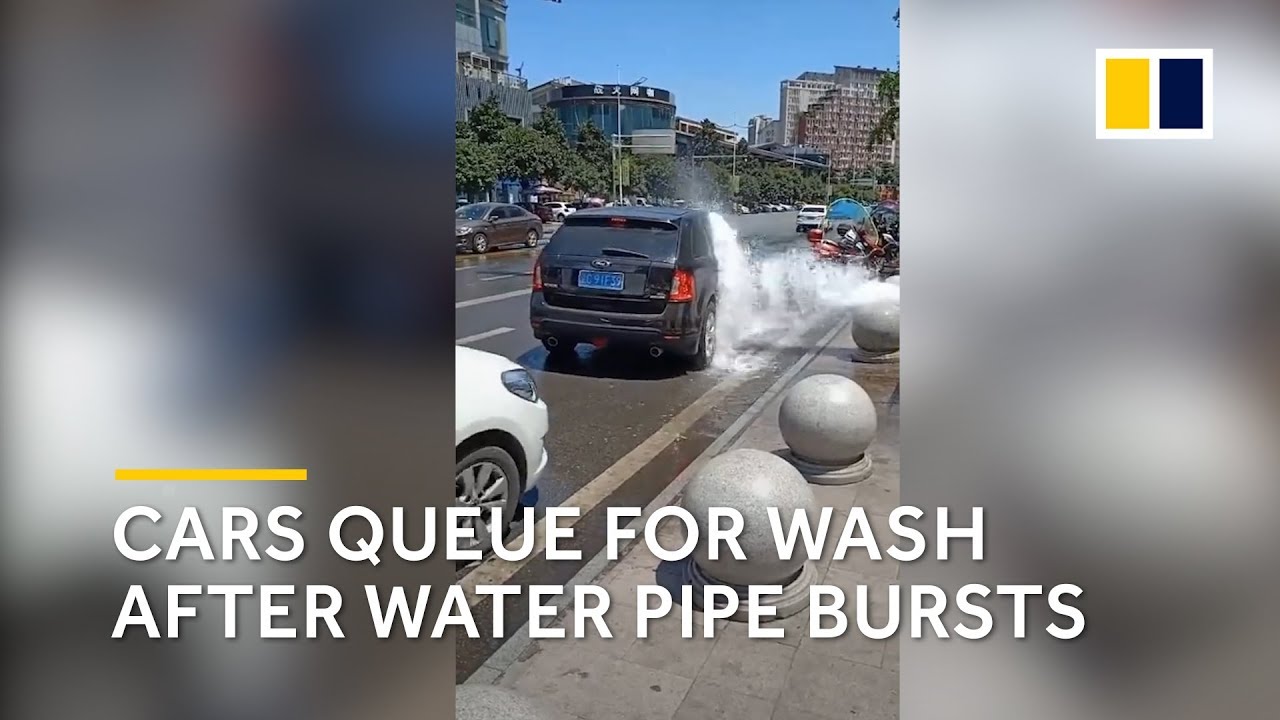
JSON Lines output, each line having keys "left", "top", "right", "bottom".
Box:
{"left": 545, "top": 336, "right": 559, "bottom": 348}
{"left": 649, "top": 346, "right": 664, "bottom": 358}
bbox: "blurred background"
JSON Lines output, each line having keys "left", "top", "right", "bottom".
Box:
{"left": 904, "top": 0, "right": 1280, "bottom": 718}
{"left": 3, "top": 1, "right": 456, "bottom": 718}
{"left": 7, "top": 0, "right": 1280, "bottom": 718}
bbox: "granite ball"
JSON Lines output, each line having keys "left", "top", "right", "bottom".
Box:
{"left": 680, "top": 448, "right": 816, "bottom": 586}
{"left": 851, "top": 299, "right": 900, "bottom": 353}
{"left": 456, "top": 686, "right": 558, "bottom": 720}
{"left": 778, "top": 374, "right": 877, "bottom": 466}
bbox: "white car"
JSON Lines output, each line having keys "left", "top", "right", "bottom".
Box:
{"left": 795, "top": 204, "right": 828, "bottom": 232}
{"left": 542, "top": 202, "right": 574, "bottom": 222}
{"left": 455, "top": 345, "right": 549, "bottom": 551}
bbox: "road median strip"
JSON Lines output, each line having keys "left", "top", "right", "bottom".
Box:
{"left": 463, "top": 314, "right": 853, "bottom": 680}
{"left": 457, "top": 314, "right": 851, "bottom": 607}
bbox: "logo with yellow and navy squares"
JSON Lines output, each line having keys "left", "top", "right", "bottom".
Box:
{"left": 1096, "top": 49, "right": 1213, "bottom": 140}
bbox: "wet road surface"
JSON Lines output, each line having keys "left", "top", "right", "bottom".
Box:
{"left": 455, "top": 212, "right": 804, "bottom": 513}
{"left": 454, "top": 211, "right": 828, "bottom": 678}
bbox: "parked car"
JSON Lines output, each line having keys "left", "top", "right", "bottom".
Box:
{"left": 517, "top": 202, "right": 554, "bottom": 223}
{"left": 455, "top": 202, "right": 544, "bottom": 254}
{"left": 455, "top": 345, "right": 548, "bottom": 553}
{"left": 795, "top": 204, "right": 828, "bottom": 233}
{"left": 542, "top": 201, "right": 575, "bottom": 221}
{"left": 530, "top": 207, "right": 720, "bottom": 369}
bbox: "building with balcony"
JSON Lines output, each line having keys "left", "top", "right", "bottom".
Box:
{"left": 777, "top": 66, "right": 895, "bottom": 172}
{"left": 796, "top": 81, "right": 894, "bottom": 172}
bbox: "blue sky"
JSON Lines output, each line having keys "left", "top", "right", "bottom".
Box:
{"left": 506, "top": 0, "right": 899, "bottom": 126}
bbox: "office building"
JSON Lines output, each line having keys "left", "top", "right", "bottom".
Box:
{"left": 747, "top": 115, "right": 778, "bottom": 147}
{"left": 456, "top": 0, "right": 508, "bottom": 71}
{"left": 529, "top": 76, "right": 584, "bottom": 119}
{"left": 456, "top": 0, "right": 531, "bottom": 125}
{"left": 542, "top": 82, "right": 677, "bottom": 153}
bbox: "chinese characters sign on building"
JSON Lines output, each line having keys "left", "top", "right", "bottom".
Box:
{"left": 593, "top": 85, "right": 658, "bottom": 98}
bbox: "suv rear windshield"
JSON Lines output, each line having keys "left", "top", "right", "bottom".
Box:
{"left": 548, "top": 217, "right": 680, "bottom": 261}
{"left": 801, "top": 205, "right": 826, "bottom": 213}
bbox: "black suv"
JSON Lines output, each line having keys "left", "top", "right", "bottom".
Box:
{"left": 530, "top": 207, "right": 719, "bottom": 369}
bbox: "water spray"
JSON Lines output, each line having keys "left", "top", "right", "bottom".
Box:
{"left": 707, "top": 212, "right": 898, "bottom": 373}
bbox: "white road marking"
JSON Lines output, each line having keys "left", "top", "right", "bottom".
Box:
{"left": 456, "top": 327, "right": 514, "bottom": 345}
{"left": 480, "top": 273, "right": 525, "bottom": 282}
{"left": 455, "top": 289, "right": 530, "bottom": 309}
{"left": 465, "top": 316, "right": 852, "bottom": 679}
{"left": 456, "top": 316, "right": 841, "bottom": 606}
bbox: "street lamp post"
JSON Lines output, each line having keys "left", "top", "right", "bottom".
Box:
{"left": 613, "top": 69, "right": 646, "bottom": 204}
{"left": 615, "top": 65, "right": 622, "bottom": 203}
{"left": 723, "top": 119, "right": 748, "bottom": 206}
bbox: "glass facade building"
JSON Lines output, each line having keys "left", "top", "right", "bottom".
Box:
{"left": 545, "top": 84, "right": 677, "bottom": 147}
{"left": 555, "top": 101, "right": 675, "bottom": 141}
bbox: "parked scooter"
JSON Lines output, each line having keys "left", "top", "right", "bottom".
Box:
{"left": 811, "top": 223, "right": 898, "bottom": 277}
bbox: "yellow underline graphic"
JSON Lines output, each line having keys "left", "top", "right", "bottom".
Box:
{"left": 114, "top": 468, "right": 308, "bottom": 481}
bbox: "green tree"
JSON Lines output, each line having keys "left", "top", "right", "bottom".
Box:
{"left": 498, "top": 125, "right": 563, "bottom": 184}
{"left": 627, "top": 153, "right": 676, "bottom": 199}
{"left": 868, "top": 72, "right": 899, "bottom": 149}
{"left": 692, "top": 119, "right": 723, "bottom": 158}
{"left": 871, "top": 162, "right": 898, "bottom": 186}
{"left": 466, "top": 95, "right": 514, "bottom": 145}
{"left": 531, "top": 111, "right": 568, "bottom": 146}
{"left": 650, "top": 155, "right": 678, "bottom": 200}
{"left": 456, "top": 135, "right": 499, "bottom": 197}
{"left": 524, "top": 111, "right": 574, "bottom": 187}
{"left": 569, "top": 120, "right": 613, "bottom": 197}
{"left": 869, "top": 8, "right": 900, "bottom": 151}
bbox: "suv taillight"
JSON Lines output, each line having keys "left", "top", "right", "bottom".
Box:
{"left": 670, "top": 269, "right": 695, "bottom": 302}
{"left": 532, "top": 253, "right": 543, "bottom": 291}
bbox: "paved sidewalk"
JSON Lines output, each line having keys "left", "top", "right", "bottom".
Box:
{"left": 469, "top": 322, "right": 901, "bottom": 720}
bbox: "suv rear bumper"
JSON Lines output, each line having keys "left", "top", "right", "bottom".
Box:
{"left": 530, "top": 294, "right": 701, "bottom": 354}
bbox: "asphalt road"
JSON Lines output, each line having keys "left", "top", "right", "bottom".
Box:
{"left": 455, "top": 211, "right": 806, "bottom": 511}
{"left": 453, "top": 210, "right": 839, "bottom": 678}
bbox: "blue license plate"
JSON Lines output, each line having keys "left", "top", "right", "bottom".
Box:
{"left": 578, "top": 270, "right": 624, "bottom": 291}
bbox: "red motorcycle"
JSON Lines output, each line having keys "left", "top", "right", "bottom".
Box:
{"left": 808, "top": 227, "right": 895, "bottom": 276}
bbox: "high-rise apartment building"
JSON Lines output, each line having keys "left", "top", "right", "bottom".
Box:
{"left": 779, "top": 66, "right": 894, "bottom": 171}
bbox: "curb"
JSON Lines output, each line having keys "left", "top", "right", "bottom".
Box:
{"left": 465, "top": 313, "right": 855, "bottom": 683}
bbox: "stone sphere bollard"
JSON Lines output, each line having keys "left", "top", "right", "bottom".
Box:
{"left": 680, "top": 448, "right": 818, "bottom": 621}
{"left": 456, "top": 685, "right": 560, "bottom": 720}
{"left": 778, "top": 374, "right": 877, "bottom": 484}
{"left": 850, "top": 297, "right": 900, "bottom": 363}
